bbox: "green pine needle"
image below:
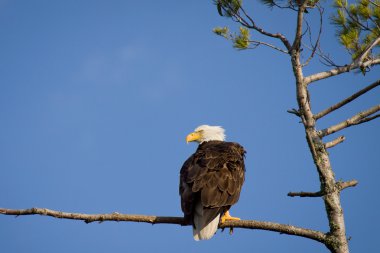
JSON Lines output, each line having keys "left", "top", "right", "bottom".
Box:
{"left": 259, "top": 0, "right": 276, "bottom": 8}
{"left": 332, "top": 0, "right": 380, "bottom": 61}
{"left": 214, "top": 0, "right": 242, "bottom": 17}
{"left": 233, "top": 27, "right": 250, "bottom": 49}
{"left": 213, "top": 27, "right": 230, "bottom": 39}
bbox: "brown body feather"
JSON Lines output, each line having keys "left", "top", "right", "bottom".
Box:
{"left": 179, "top": 140, "right": 246, "bottom": 230}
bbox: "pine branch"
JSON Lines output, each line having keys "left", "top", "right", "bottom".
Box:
{"left": 0, "top": 207, "right": 327, "bottom": 243}
{"left": 238, "top": 6, "right": 292, "bottom": 51}
{"left": 355, "top": 37, "right": 380, "bottom": 66}
{"left": 318, "top": 104, "right": 380, "bottom": 137}
{"left": 215, "top": 3, "right": 292, "bottom": 52}
{"left": 314, "top": 79, "right": 380, "bottom": 120}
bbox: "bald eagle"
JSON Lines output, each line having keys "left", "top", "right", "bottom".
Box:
{"left": 179, "top": 125, "right": 246, "bottom": 240}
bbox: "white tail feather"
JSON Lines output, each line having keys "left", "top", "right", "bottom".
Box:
{"left": 193, "top": 202, "right": 220, "bottom": 241}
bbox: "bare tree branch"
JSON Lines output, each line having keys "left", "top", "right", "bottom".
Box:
{"left": 288, "top": 191, "right": 323, "bottom": 197}
{"left": 354, "top": 113, "right": 380, "bottom": 124}
{"left": 288, "top": 180, "right": 358, "bottom": 198}
{"left": 292, "top": 4, "right": 307, "bottom": 51}
{"left": 318, "top": 104, "right": 380, "bottom": 137}
{"left": 0, "top": 207, "right": 328, "bottom": 243}
{"left": 287, "top": 108, "right": 301, "bottom": 117}
{"left": 304, "top": 58, "right": 380, "bottom": 84}
{"left": 336, "top": 180, "right": 358, "bottom": 191}
{"left": 324, "top": 136, "right": 345, "bottom": 149}
{"left": 315, "top": 79, "right": 380, "bottom": 120}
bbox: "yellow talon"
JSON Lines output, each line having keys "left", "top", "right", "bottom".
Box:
{"left": 220, "top": 210, "right": 241, "bottom": 223}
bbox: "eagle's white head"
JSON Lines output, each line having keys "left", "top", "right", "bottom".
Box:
{"left": 186, "top": 125, "right": 226, "bottom": 144}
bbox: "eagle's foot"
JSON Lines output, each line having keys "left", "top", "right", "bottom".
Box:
{"left": 220, "top": 211, "right": 240, "bottom": 223}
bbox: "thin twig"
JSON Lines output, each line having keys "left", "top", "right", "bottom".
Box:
{"left": 287, "top": 108, "right": 301, "bottom": 117}
{"left": 318, "top": 104, "right": 380, "bottom": 137}
{"left": 342, "top": 5, "right": 370, "bottom": 31}
{"left": 315, "top": 79, "right": 380, "bottom": 120}
{"left": 369, "top": 15, "right": 380, "bottom": 31}
{"left": 317, "top": 43, "right": 340, "bottom": 67}
{"left": 239, "top": 6, "right": 292, "bottom": 51}
{"left": 302, "top": 4, "right": 324, "bottom": 67}
{"left": 217, "top": 4, "right": 292, "bottom": 52}
{"left": 249, "top": 40, "right": 289, "bottom": 53}
{"left": 272, "top": 1, "right": 297, "bottom": 11}
{"left": 302, "top": 43, "right": 339, "bottom": 67}
{"left": 0, "top": 207, "right": 328, "bottom": 243}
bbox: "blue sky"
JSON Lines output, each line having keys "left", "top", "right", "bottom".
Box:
{"left": 0, "top": 1, "right": 379, "bottom": 252}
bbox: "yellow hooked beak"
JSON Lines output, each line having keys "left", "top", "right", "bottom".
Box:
{"left": 186, "top": 131, "right": 202, "bottom": 143}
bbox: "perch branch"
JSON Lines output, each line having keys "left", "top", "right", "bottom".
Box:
{"left": 0, "top": 207, "right": 327, "bottom": 243}
{"left": 315, "top": 79, "right": 380, "bottom": 120}
{"left": 318, "top": 104, "right": 380, "bottom": 137}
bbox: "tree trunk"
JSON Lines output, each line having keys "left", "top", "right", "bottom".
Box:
{"left": 306, "top": 129, "right": 350, "bottom": 253}
{"left": 291, "top": 49, "right": 350, "bottom": 253}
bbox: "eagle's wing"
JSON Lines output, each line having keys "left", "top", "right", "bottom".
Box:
{"left": 179, "top": 154, "right": 196, "bottom": 223}
{"left": 180, "top": 142, "right": 245, "bottom": 225}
